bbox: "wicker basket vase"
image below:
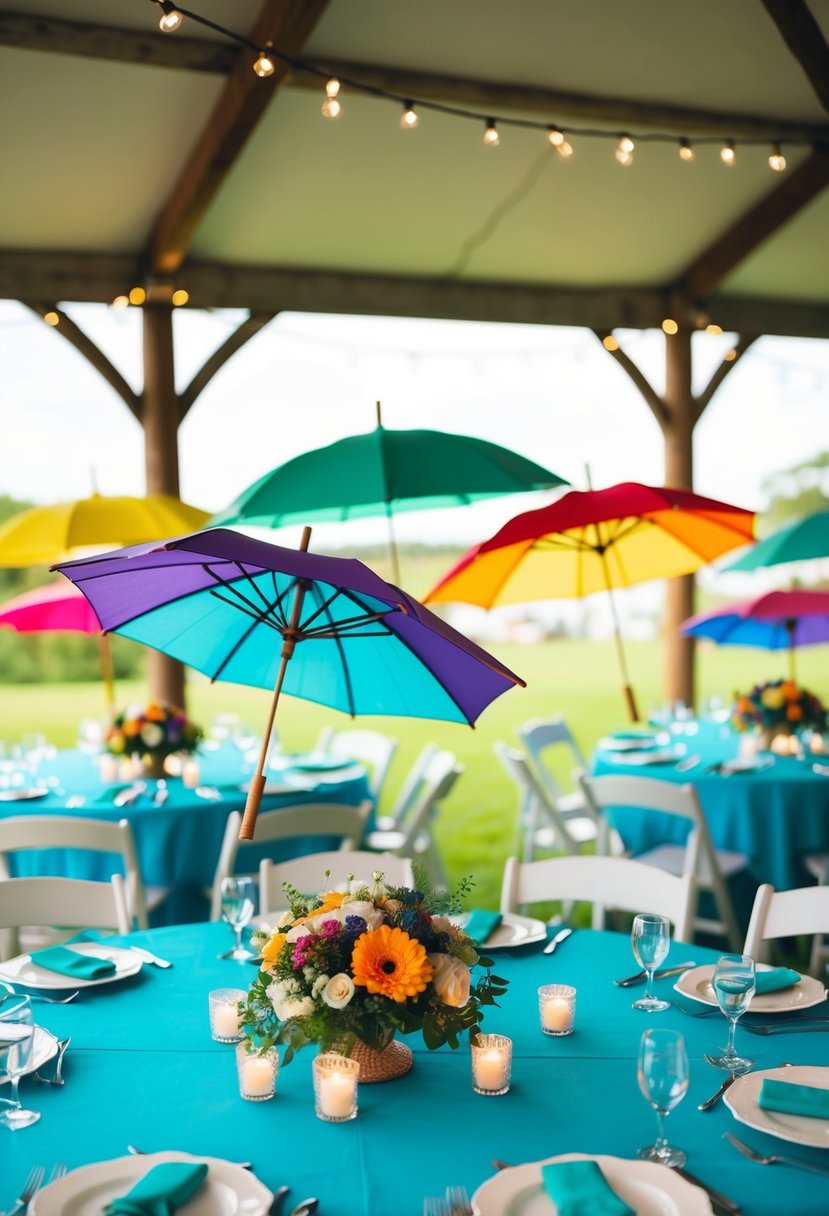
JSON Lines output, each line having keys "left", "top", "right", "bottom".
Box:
{"left": 142, "top": 753, "right": 167, "bottom": 779}
{"left": 332, "top": 1036, "right": 413, "bottom": 1083}
{"left": 758, "top": 725, "right": 792, "bottom": 751}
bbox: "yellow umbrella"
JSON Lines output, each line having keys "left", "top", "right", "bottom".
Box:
{"left": 0, "top": 493, "right": 210, "bottom": 567}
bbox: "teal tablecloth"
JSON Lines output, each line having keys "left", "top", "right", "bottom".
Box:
{"left": 2, "top": 747, "right": 371, "bottom": 922}
{"left": 592, "top": 719, "right": 829, "bottom": 890}
{"left": 4, "top": 923, "right": 828, "bottom": 1215}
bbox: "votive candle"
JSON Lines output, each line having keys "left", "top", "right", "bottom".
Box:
{"left": 182, "top": 758, "right": 201, "bottom": 788}
{"left": 539, "top": 984, "right": 576, "bottom": 1036}
{"left": 236, "top": 1041, "right": 278, "bottom": 1101}
{"left": 98, "top": 754, "right": 119, "bottom": 784}
{"left": 313, "top": 1054, "right": 359, "bottom": 1122}
{"left": 209, "top": 988, "right": 245, "bottom": 1043}
{"left": 471, "top": 1033, "right": 512, "bottom": 1096}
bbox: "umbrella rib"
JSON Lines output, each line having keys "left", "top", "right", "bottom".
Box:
{"left": 207, "top": 583, "right": 292, "bottom": 682}
{"left": 307, "top": 584, "right": 357, "bottom": 718}
{"left": 208, "top": 589, "right": 284, "bottom": 633}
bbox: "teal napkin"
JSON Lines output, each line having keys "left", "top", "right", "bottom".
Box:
{"left": 541, "top": 1161, "right": 634, "bottom": 1216}
{"left": 464, "top": 910, "right": 502, "bottom": 944}
{"left": 611, "top": 730, "right": 655, "bottom": 740}
{"left": 94, "top": 784, "right": 134, "bottom": 805}
{"left": 106, "top": 1162, "right": 208, "bottom": 1215}
{"left": 29, "top": 945, "right": 116, "bottom": 979}
{"left": 758, "top": 1078, "right": 829, "bottom": 1119}
{"left": 754, "top": 967, "right": 801, "bottom": 994}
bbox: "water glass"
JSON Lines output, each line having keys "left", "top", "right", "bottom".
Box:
{"left": 708, "top": 954, "right": 756, "bottom": 1074}
{"left": 637, "top": 1028, "right": 689, "bottom": 1167}
{"left": 0, "top": 995, "right": 40, "bottom": 1129}
{"left": 219, "top": 876, "right": 256, "bottom": 961}
{"left": 631, "top": 913, "right": 671, "bottom": 1012}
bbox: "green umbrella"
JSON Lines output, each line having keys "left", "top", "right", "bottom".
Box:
{"left": 724, "top": 508, "right": 829, "bottom": 572}
{"left": 211, "top": 403, "right": 568, "bottom": 583}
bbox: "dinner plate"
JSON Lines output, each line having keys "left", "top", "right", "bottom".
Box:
{"left": 674, "top": 963, "right": 828, "bottom": 1013}
{"left": 612, "top": 749, "right": 682, "bottom": 767}
{"left": 454, "top": 912, "right": 547, "bottom": 950}
{"left": 724, "top": 1065, "right": 829, "bottom": 1149}
{"left": 717, "top": 757, "right": 773, "bottom": 775}
{"left": 0, "top": 1024, "right": 58, "bottom": 1083}
{"left": 0, "top": 943, "right": 143, "bottom": 992}
{"left": 0, "top": 787, "right": 50, "bottom": 802}
{"left": 270, "top": 753, "right": 354, "bottom": 773}
{"left": 471, "top": 1153, "right": 712, "bottom": 1215}
{"left": 31, "top": 1152, "right": 273, "bottom": 1216}
{"left": 598, "top": 733, "right": 660, "bottom": 752}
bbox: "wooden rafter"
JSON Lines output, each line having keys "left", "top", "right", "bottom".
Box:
{"left": 147, "top": 0, "right": 331, "bottom": 277}
{"left": 178, "top": 310, "right": 277, "bottom": 421}
{"left": 591, "top": 330, "right": 667, "bottom": 427}
{"left": 694, "top": 334, "right": 759, "bottom": 421}
{"left": 762, "top": 0, "right": 829, "bottom": 114}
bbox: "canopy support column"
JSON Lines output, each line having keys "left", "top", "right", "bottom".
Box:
{"left": 662, "top": 325, "right": 695, "bottom": 709}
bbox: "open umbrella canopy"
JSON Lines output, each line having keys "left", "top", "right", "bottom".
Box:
{"left": 682, "top": 589, "right": 829, "bottom": 656}
{"left": 0, "top": 581, "right": 101, "bottom": 634}
{"left": 0, "top": 493, "right": 210, "bottom": 567}
{"left": 724, "top": 508, "right": 829, "bottom": 573}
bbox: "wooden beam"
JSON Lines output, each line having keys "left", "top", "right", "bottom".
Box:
{"left": 178, "top": 310, "right": 276, "bottom": 421}
{"left": 23, "top": 301, "right": 142, "bottom": 420}
{"left": 592, "top": 330, "right": 667, "bottom": 427}
{"left": 710, "top": 293, "right": 829, "bottom": 338}
{"left": 694, "top": 334, "right": 759, "bottom": 421}
{"left": 762, "top": 0, "right": 829, "bottom": 114}
{"left": 147, "top": 0, "right": 330, "bottom": 277}
{"left": 0, "top": 10, "right": 235, "bottom": 73}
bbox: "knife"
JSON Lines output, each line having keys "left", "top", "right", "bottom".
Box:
{"left": 129, "top": 945, "right": 173, "bottom": 969}
{"left": 543, "top": 927, "right": 574, "bottom": 955}
{"left": 113, "top": 782, "right": 146, "bottom": 808}
{"left": 613, "top": 961, "right": 696, "bottom": 987}
{"left": 675, "top": 1166, "right": 741, "bottom": 1214}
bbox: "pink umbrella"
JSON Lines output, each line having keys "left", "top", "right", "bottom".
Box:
{"left": 0, "top": 582, "right": 114, "bottom": 707}
{"left": 682, "top": 589, "right": 829, "bottom": 681}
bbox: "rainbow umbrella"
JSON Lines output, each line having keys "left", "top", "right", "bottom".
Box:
{"left": 426, "top": 482, "right": 755, "bottom": 721}
{"left": 681, "top": 589, "right": 829, "bottom": 681}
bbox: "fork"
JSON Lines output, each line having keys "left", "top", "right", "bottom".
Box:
{"left": 742, "top": 1018, "right": 829, "bottom": 1036}
{"left": 423, "top": 1198, "right": 447, "bottom": 1216}
{"left": 0, "top": 982, "right": 78, "bottom": 1005}
{"left": 46, "top": 1165, "right": 67, "bottom": 1186}
{"left": 724, "top": 1131, "right": 829, "bottom": 1177}
{"left": 2, "top": 1165, "right": 44, "bottom": 1216}
{"left": 446, "top": 1186, "right": 473, "bottom": 1215}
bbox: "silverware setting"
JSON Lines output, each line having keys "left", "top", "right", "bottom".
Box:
{"left": 543, "top": 927, "right": 573, "bottom": 955}
{"left": 698, "top": 1070, "right": 737, "bottom": 1111}
{"left": 128, "top": 945, "right": 173, "bottom": 969}
{"left": 614, "top": 961, "right": 696, "bottom": 987}
{"left": 126, "top": 1144, "right": 253, "bottom": 1170}
{"left": 268, "top": 1185, "right": 290, "bottom": 1215}
{"left": 287, "top": 1199, "right": 319, "bottom": 1216}
{"left": 0, "top": 981, "right": 78, "bottom": 1005}
{"left": 674, "top": 1166, "right": 741, "bottom": 1214}
{"left": 153, "top": 779, "right": 169, "bottom": 806}
{"left": 724, "top": 1131, "right": 829, "bottom": 1178}
{"left": 674, "top": 754, "right": 701, "bottom": 772}
{"left": 0, "top": 1164, "right": 64, "bottom": 1216}
{"left": 35, "top": 1035, "right": 71, "bottom": 1086}
{"left": 113, "top": 781, "right": 147, "bottom": 808}
{"left": 195, "top": 786, "right": 222, "bottom": 801}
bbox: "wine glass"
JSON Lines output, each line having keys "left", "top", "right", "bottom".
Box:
{"left": 637, "top": 1028, "right": 689, "bottom": 1167}
{"left": 231, "top": 722, "right": 259, "bottom": 777}
{"left": 0, "top": 995, "right": 40, "bottom": 1129}
{"left": 219, "top": 876, "right": 256, "bottom": 961}
{"left": 631, "top": 913, "right": 671, "bottom": 1012}
{"left": 707, "top": 953, "right": 756, "bottom": 1074}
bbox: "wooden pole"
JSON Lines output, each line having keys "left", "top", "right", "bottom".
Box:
{"left": 98, "top": 633, "right": 116, "bottom": 715}
{"left": 662, "top": 325, "right": 696, "bottom": 710}
{"left": 375, "top": 400, "right": 402, "bottom": 585}
{"left": 239, "top": 526, "right": 312, "bottom": 841}
{"left": 786, "top": 619, "right": 797, "bottom": 682}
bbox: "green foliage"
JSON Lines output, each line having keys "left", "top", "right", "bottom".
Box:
{"left": 760, "top": 450, "right": 829, "bottom": 531}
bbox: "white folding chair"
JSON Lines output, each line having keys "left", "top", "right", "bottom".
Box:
{"left": 744, "top": 883, "right": 829, "bottom": 974}
{"left": 259, "top": 851, "right": 414, "bottom": 915}
{"left": 374, "top": 744, "right": 439, "bottom": 831}
{"left": 579, "top": 773, "right": 746, "bottom": 950}
{"left": 315, "top": 728, "right": 398, "bottom": 802}
{"left": 0, "top": 875, "right": 131, "bottom": 950}
{"left": 499, "top": 854, "right": 696, "bottom": 942}
{"left": 0, "top": 814, "right": 165, "bottom": 932}
{"left": 495, "top": 742, "right": 595, "bottom": 863}
{"left": 209, "top": 800, "right": 372, "bottom": 920}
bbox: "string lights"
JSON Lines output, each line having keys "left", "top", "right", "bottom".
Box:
{"left": 157, "top": 1, "right": 183, "bottom": 33}
{"left": 720, "top": 140, "right": 736, "bottom": 165}
{"left": 678, "top": 138, "right": 695, "bottom": 162}
{"left": 400, "top": 101, "right": 419, "bottom": 129}
{"left": 615, "top": 134, "right": 635, "bottom": 166}
{"left": 321, "top": 77, "right": 341, "bottom": 119}
{"left": 483, "top": 118, "right": 500, "bottom": 147}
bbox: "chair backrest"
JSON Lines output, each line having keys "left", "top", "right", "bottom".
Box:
{"left": 210, "top": 800, "right": 372, "bottom": 919}
{"left": 321, "top": 729, "right": 398, "bottom": 800}
{"left": 744, "top": 883, "right": 829, "bottom": 962}
{"left": 579, "top": 774, "right": 705, "bottom": 878}
{"left": 0, "top": 874, "right": 131, "bottom": 935}
{"left": 519, "top": 716, "right": 588, "bottom": 799}
{"left": 500, "top": 854, "right": 696, "bottom": 942}
{"left": 0, "top": 814, "right": 150, "bottom": 930}
{"left": 385, "top": 744, "right": 439, "bottom": 827}
{"left": 393, "top": 751, "right": 462, "bottom": 850}
{"left": 494, "top": 742, "right": 579, "bottom": 856}
{"left": 259, "top": 851, "right": 415, "bottom": 914}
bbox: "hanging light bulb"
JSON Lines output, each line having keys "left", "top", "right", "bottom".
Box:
{"left": 720, "top": 140, "right": 736, "bottom": 165}
{"left": 678, "top": 138, "right": 695, "bottom": 163}
{"left": 112, "top": 295, "right": 129, "bottom": 311}
{"left": 615, "top": 134, "right": 634, "bottom": 166}
{"left": 253, "top": 45, "right": 276, "bottom": 78}
{"left": 706, "top": 323, "right": 724, "bottom": 336}
{"left": 557, "top": 138, "right": 574, "bottom": 158}
{"left": 157, "top": 1, "right": 183, "bottom": 33}
{"left": 547, "top": 126, "right": 573, "bottom": 157}
{"left": 400, "top": 101, "right": 419, "bottom": 129}
{"left": 768, "top": 144, "right": 786, "bottom": 172}
{"left": 602, "top": 334, "right": 620, "bottom": 352}
{"left": 321, "top": 78, "right": 341, "bottom": 119}
{"left": 661, "top": 318, "right": 679, "bottom": 335}
{"left": 128, "top": 287, "right": 146, "bottom": 306}
{"left": 483, "top": 118, "right": 500, "bottom": 146}
{"left": 43, "top": 311, "right": 60, "bottom": 327}
{"left": 172, "top": 289, "right": 189, "bottom": 307}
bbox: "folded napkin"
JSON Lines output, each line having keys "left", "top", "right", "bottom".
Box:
{"left": 106, "top": 1162, "right": 208, "bottom": 1216}
{"left": 610, "top": 730, "right": 655, "bottom": 740}
{"left": 29, "top": 944, "right": 116, "bottom": 980}
{"left": 758, "top": 1078, "right": 829, "bottom": 1120}
{"left": 754, "top": 967, "right": 801, "bottom": 995}
{"left": 541, "top": 1161, "right": 634, "bottom": 1216}
{"left": 463, "top": 910, "right": 502, "bottom": 944}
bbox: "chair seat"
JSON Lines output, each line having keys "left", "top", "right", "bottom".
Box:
{"left": 635, "top": 844, "right": 748, "bottom": 883}
{"left": 534, "top": 817, "right": 598, "bottom": 849}
{"left": 364, "top": 829, "right": 406, "bottom": 852}
{"left": 145, "top": 885, "right": 171, "bottom": 913}
{"left": 805, "top": 854, "right": 828, "bottom": 881}
{"left": 557, "top": 791, "right": 589, "bottom": 817}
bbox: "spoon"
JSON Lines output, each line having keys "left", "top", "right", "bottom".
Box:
{"left": 153, "top": 779, "right": 169, "bottom": 806}
{"left": 268, "top": 1187, "right": 290, "bottom": 1215}
{"left": 127, "top": 1145, "right": 253, "bottom": 1170}
{"left": 287, "top": 1201, "right": 319, "bottom": 1216}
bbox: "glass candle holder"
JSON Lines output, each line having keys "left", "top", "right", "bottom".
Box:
{"left": 208, "top": 988, "right": 245, "bottom": 1043}
{"left": 539, "top": 984, "right": 576, "bottom": 1036}
{"left": 313, "top": 1053, "right": 359, "bottom": 1122}
{"left": 471, "top": 1033, "right": 512, "bottom": 1096}
{"left": 236, "top": 1040, "right": 278, "bottom": 1101}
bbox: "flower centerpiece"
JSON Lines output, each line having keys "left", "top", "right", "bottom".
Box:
{"left": 731, "top": 679, "right": 827, "bottom": 748}
{"left": 241, "top": 870, "right": 508, "bottom": 1083}
{"left": 105, "top": 701, "right": 203, "bottom": 777}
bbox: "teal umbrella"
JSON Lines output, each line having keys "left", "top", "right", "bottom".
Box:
{"left": 211, "top": 404, "right": 567, "bottom": 584}
{"left": 725, "top": 508, "right": 829, "bottom": 572}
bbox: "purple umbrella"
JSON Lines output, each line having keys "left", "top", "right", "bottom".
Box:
{"left": 54, "top": 527, "right": 525, "bottom": 838}
{"left": 681, "top": 589, "right": 829, "bottom": 680}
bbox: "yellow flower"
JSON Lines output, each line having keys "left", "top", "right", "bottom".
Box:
{"left": 260, "top": 931, "right": 286, "bottom": 971}
{"left": 761, "top": 687, "right": 785, "bottom": 710}
{"left": 292, "top": 890, "right": 345, "bottom": 926}
{"left": 351, "top": 925, "right": 433, "bottom": 1003}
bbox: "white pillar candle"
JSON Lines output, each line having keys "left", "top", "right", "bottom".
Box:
{"left": 208, "top": 988, "right": 245, "bottom": 1043}
{"left": 182, "top": 758, "right": 201, "bottom": 788}
{"left": 99, "top": 754, "right": 119, "bottom": 783}
{"left": 471, "top": 1033, "right": 512, "bottom": 1096}
{"left": 214, "top": 1003, "right": 240, "bottom": 1038}
{"left": 118, "top": 757, "right": 135, "bottom": 782}
{"left": 318, "top": 1071, "right": 357, "bottom": 1119}
{"left": 810, "top": 734, "right": 825, "bottom": 754}
{"left": 538, "top": 984, "right": 576, "bottom": 1036}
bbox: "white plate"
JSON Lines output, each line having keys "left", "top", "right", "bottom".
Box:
{"left": 725, "top": 1065, "right": 829, "bottom": 1149}
{"left": 0, "top": 787, "right": 50, "bottom": 802}
{"left": 599, "top": 735, "right": 659, "bottom": 752}
{"left": 454, "top": 912, "right": 547, "bottom": 950}
{"left": 717, "top": 757, "right": 774, "bottom": 775}
{"left": 0, "top": 943, "right": 143, "bottom": 992}
{"left": 472, "top": 1153, "right": 711, "bottom": 1215}
{"left": 674, "top": 963, "right": 828, "bottom": 1013}
{"left": 612, "top": 749, "right": 682, "bottom": 766}
{"left": 31, "top": 1152, "right": 272, "bottom": 1216}
{"left": 0, "top": 1025, "right": 58, "bottom": 1083}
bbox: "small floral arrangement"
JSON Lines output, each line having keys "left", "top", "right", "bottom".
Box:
{"left": 731, "top": 679, "right": 827, "bottom": 735}
{"left": 105, "top": 701, "right": 203, "bottom": 758}
{"left": 242, "top": 869, "right": 508, "bottom": 1063}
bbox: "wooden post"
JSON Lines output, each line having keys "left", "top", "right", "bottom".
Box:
{"left": 662, "top": 325, "right": 696, "bottom": 710}
{"left": 142, "top": 289, "right": 186, "bottom": 709}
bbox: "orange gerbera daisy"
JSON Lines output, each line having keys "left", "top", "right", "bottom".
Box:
{"left": 260, "top": 931, "right": 286, "bottom": 971}
{"left": 351, "top": 925, "right": 433, "bottom": 1003}
{"left": 293, "top": 890, "right": 346, "bottom": 926}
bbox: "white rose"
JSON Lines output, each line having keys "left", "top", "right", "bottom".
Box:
{"left": 276, "top": 910, "right": 293, "bottom": 929}
{"left": 286, "top": 922, "right": 312, "bottom": 943}
{"left": 140, "top": 723, "right": 164, "bottom": 748}
{"left": 306, "top": 906, "right": 346, "bottom": 933}
{"left": 428, "top": 953, "right": 471, "bottom": 1008}
{"left": 431, "top": 916, "right": 458, "bottom": 936}
{"left": 321, "top": 973, "right": 355, "bottom": 1010}
{"left": 343, "top": 900, "right": 384, "bottom": 930}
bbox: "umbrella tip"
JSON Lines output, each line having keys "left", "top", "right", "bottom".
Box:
{"left": 375, "top": 400, "right": 383, "bottom": 428}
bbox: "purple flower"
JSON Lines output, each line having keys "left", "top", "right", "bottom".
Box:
{"left": 291, "top": 933, "right": 318, "bottom": 968}
{"left": 321, "top": 919, "right": 341, "bottom": 939}
{"left": 343, "top": 915, "right": 367, "bottom": 937}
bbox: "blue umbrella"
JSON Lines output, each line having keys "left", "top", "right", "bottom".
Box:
{"left": 681, "top": 589, "right": 829, "bottom": 680}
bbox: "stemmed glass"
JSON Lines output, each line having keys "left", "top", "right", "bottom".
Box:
{"left": 231, "top": 722, "right": 259, "bottom": 778}
{"left": 637, "top": 1028, "right": 689, "bottom": 1168}
{"left": 0, "top": 995, "right": 40, "bottom": 1129}
{"left": 707, "top": 953, "right": 756, "bottom": 1074}
{"left": 631, "top": 913, "right": 671, "bottom": 1012}
{"left": 219, "top": 876, "right": 256, "bottom": 961}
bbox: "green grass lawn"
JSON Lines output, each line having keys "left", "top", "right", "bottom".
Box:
{"left": 3, "top": 638, "right": 828, "bottom": 908}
